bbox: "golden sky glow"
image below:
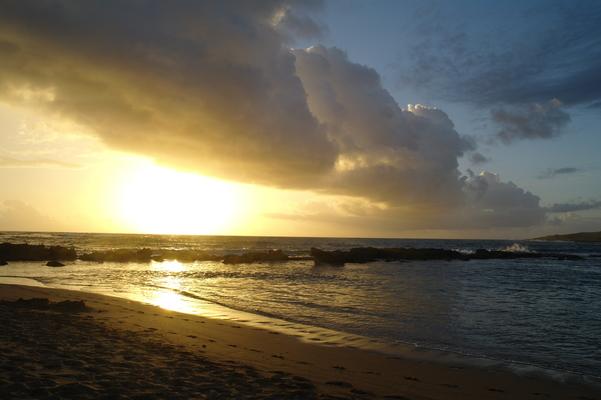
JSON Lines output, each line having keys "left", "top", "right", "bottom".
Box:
{"left": 116, "top": 163, "right": 243, "bottom": 235}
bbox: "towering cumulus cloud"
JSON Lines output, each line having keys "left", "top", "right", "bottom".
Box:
{"left": 0, "top": 0, "right": 546, "bottom": 230}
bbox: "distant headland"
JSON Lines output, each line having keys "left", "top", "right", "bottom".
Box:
{"left": 534, "top": 231, "right": 601, "bottom": 243}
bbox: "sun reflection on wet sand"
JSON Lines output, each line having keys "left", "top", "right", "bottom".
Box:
{"left": 149, "top": 289, "right": 195, "bottom": 313}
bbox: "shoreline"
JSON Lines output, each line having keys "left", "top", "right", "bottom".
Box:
{"left": 1, "top": 283, "right": 599, "bottom": 399}
{"left": 2, "top": 275, "right": 599, "bottom": 384}
{"left": 3, "top": 275, "right": 601, "bottom": 384}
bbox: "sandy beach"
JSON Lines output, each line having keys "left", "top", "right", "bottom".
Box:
{"left": 0, "top": 284, "right": 598, "bottom": 400}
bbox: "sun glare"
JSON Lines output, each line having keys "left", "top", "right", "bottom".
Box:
{"left": 117, "top": 162, "right": 242, "bottom": 234}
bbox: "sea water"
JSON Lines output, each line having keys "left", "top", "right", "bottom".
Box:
{"left": 1, "top": 232, "right": 600, "bottom": 379}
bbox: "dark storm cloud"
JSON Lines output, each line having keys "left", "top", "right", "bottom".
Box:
{"left": 538, "top": 167, "right": 582, "bottom": 179}
{"left": 400, "top": 1, "right": 601, "bottom": 108}
{"left": 545, "top": 200, "right": 601, "bottom": 213}
{"left": 0, "top": 0, "right": 548, "bottom": 229}
{"left": 491, "top": 99, "right": 571, "bottom": 143}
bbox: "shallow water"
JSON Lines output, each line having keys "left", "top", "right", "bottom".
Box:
{"left": 1, "top": 232, "right": 600, "bottom": 378}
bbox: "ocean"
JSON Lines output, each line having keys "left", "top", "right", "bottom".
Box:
{"left": 1, "top": 231, "right": 600, "bottom": 380}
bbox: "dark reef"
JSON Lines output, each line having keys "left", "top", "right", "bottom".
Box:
{"left": 310, "top": 247, "right": 583, "bottom": 266}
{"left": 0, "top": 242, "right": 584, "bottom": 267}
{"left": 0, "top": 243, "right": 77, "bottom": 262}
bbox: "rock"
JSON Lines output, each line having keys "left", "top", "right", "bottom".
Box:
{"left": 80, "top": 248, "right": 153, "bottom": 263}
{"left": 0, "top": 242, "right": 77, "bottom": 261}
{"left": 79, "top": 248, "right": 223, "bottom": 263}
{"left": 52, "top": 300, "right": 88, "bottom": 313}
{"left": 0, "top": 260, "right": 7, "bottom": 266}
{"left": 46, "top": 260, "right": 65, "bottom": 267}
{"left": 1, "top": 297, "right": 89, "bottom": 313}
{"left": 310, "top": 246, "right": 582, "bottom": 266}
{"left": 222, "top": 250, "right": 289, "bottom": 264}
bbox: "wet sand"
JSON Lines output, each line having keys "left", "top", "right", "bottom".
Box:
{"left": 0, "top": 284, "right": 599, "bottom": 399}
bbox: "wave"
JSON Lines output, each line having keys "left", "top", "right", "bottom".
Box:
{"left": 500, "top": 243, "right": 532, "bottom": 253}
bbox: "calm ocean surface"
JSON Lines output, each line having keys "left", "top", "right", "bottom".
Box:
{"left": 1, "top": 232, "right": 600, "bottom": 379}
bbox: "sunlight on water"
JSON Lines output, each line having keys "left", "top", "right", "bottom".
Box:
{"left": 146, "top": 267, "right": 194, "bottom": 313}
{"left": 151, "top": 259, "right": 185, "bottom": 272}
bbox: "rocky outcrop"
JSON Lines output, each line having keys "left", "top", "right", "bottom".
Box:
{"left": 222, "top": 250, "right": 289, "bottom": 264}
{"left": 1, "top": 297, "right": 88, "bottom": 313}
{"left": 80, "top": 248, "right": 154, "bottom": 263}
{"left": 80, "top": 248, "right": 221, "bottom": 263}
{"left": 311, "top": 247, "right": 583, "bottom": 266}
{"left": 0, "top": 243, "right": 77, "bottom": 261}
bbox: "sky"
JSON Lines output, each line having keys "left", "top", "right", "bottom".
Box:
{"left": 0, "top": 0, "right": 600, "bottom": 238}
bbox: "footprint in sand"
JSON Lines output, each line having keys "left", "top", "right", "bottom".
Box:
{"left": 404, "top": 376, "right": 420, "bottom": 382}
{"left": 488, "top": 388, "right": 505, "bottom": 393}
{"left": 187, "top": 335, "right": 197, "bottom": 339}
{"left": 350, "top": 388, "right": 372, "bottom": 396}
{"left": 271, "top": 355, "right": 284, "bottom": 359}
{"left": 325, "top": 381, "right": 352, "bottom": 388}
{"left": 440, "top": 383, "right": 459, "bottom": 389}
{"left": 332, "top": 365, "right": 346, "bottom": 371}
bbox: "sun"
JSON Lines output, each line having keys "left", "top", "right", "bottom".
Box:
{"left": 116, "top": 162, "right": 242, "bottom": 235}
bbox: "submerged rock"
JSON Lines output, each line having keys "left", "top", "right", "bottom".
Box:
{"left": 46, "top": 261, "right": 65, "bottom": 267}
{"left": 222, "top": 249, "right": 289, "bottom": 264}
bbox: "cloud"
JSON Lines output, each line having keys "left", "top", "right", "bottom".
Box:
{"left": 0, "top": 0, "right": 336, "bottom": 187}
{"left": 0, "top": 1, "right": 548, "bottom": 230}
{"left": 0, "top": 155, "right": 80, "bottom": 168}
{"left": 469, "top": 152, "right": 489, "bottom": 165}
{"left": 399, "top": 1, "right": 601, "bottom": 108}
{"left": 545, "top": 200, "right": 601, "bottom": 213}
{"left": 269, "top": 170, "right": 546, "bottom": 231}
{"left": 0, "top": 200, "right": 60, "bottom": 231}
{"left": 538, "top": 166, "right": 582, "bottom": 179}
{"left": 274, "top": 1, "right": 327, "bottom": 41}
{"left": 492, "top": 99, "right": 570, "bottom": 144}
{"left": 294, "top": 46, "right": 472, "bottom": 206}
